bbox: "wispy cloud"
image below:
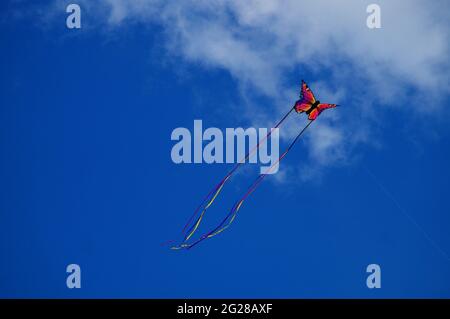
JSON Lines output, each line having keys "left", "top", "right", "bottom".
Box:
{"left": 32, "top": 0, "right": 450, "bottom": 179}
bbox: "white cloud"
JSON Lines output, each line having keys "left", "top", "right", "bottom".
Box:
{"left": 43, "top": 0, "right": 450, "bottom": 179}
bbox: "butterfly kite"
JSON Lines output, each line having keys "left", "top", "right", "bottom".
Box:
{"left": 168, "top": 80, "right": 338, "bottom": 249}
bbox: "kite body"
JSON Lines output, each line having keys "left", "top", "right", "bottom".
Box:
{"left": 294, "top": 80, "right": 337, "bottom": 120}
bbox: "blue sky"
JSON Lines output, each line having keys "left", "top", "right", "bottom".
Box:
{"left": 0, "top": 0, "right": 449, "bottom": 298}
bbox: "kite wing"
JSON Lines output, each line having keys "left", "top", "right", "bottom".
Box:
{"left": 294, "top": 80, "right": 316, "bottom": 113}
{"left": 308, "top": 103, "right": 337, "bottom": 120}
{"left": 300, "top": 80, "right": 316, "bottom": 103}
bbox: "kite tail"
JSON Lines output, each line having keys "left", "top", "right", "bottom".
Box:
{"left": 170, "top": 107, "right": 295, "bottom": 249}
{"left": 178, "top": 120, "right": 314, "bottom": 249}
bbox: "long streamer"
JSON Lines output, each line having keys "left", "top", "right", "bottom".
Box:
{"left": 175, "top": 108, "right": 294, "bottom": 242}
{"left": 173, "top": 120, "right": 313, "bottom": 249}
{"left": 173, "top": 107, "right": 295, "bottom": 247}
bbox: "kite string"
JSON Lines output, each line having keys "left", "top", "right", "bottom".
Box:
{"left": 182, "top": 120, "right": 314, "bottom": 249}
{"left": 183, "top": 175, "right": 230, "bottom": 241}
{"left": 181, "top": 180, "right": 223, "bottom": 234}
{"left": 178, "top": 107, "right": 296, "bottom": 242}
{"left": 208, "top": 120, "right": 313, "bottom": 237}
{"left": 227, "top": 106, "right": 295, "bottom": 175}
